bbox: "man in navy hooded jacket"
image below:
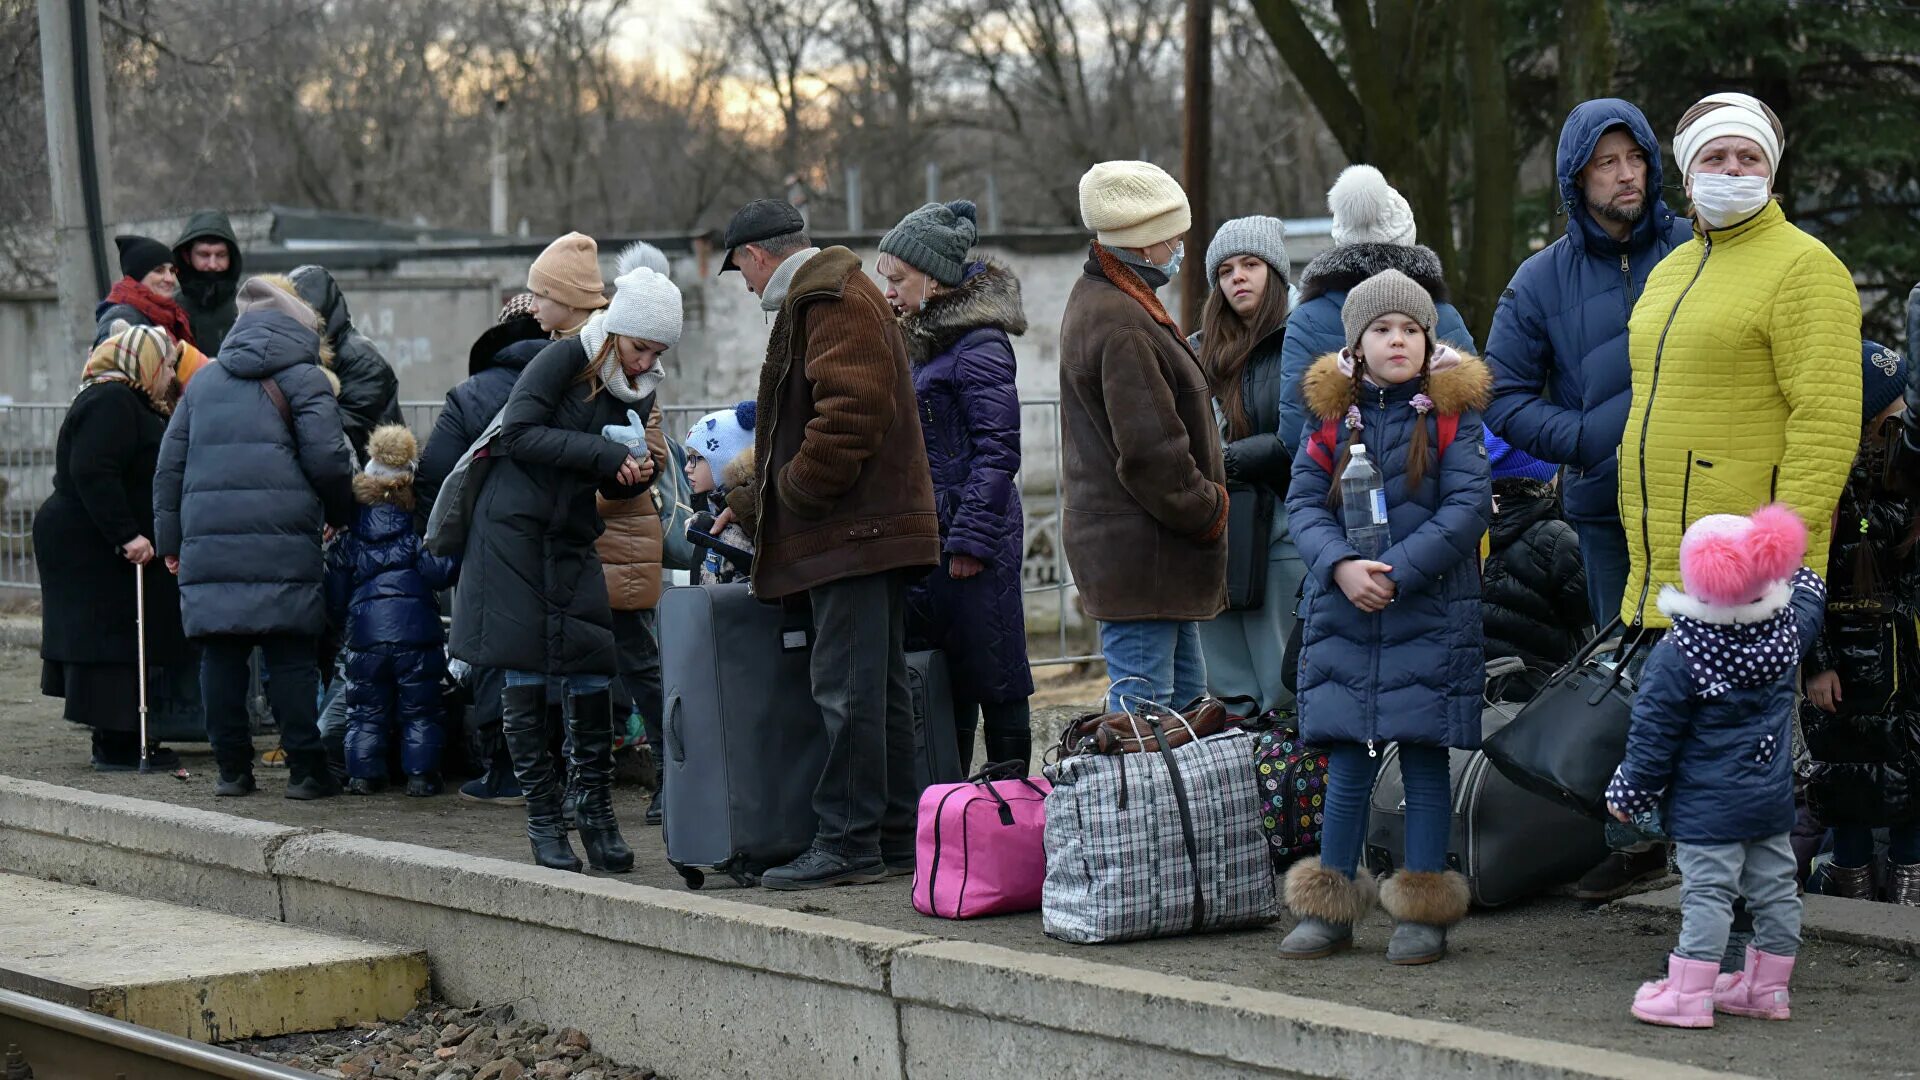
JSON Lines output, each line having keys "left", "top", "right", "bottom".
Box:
{"left": 1485, "top": 99, "right": 1693, "bottom": 632}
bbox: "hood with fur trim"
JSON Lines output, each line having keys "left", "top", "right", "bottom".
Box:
{"left": 900, "top": 259, "right": 1028, "bottom": 366}
{"left": 1296, "top": 242, "right": 1454, "bottom": 306}
{"left": 720, "top": 449, "right": 759, "bottom": 538}
{"left": 1300, "top": 346, "right": 1491, "bottom": 423}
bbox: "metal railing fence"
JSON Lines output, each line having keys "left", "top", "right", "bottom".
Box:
{"left": 2, "top": 399, "right": 1096, "bottom": 668}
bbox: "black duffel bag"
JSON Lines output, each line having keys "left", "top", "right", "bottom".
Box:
{"left": 1483, "top": 617, "right": 1652, "bottom": 822}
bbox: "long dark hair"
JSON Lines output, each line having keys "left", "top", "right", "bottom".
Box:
{"left": 1324, "top": 342, "right": 1436, "bottom": 508}
{"left": 1196, "top": 265, "right": 1289, "bottom": 441}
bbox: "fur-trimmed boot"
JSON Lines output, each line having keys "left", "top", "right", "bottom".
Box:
{"left": 1379, "top": 869, "right": 1469, "bottom": 965}
{"left": 1278, "top": 858, "right": 1377, "bottom": 959}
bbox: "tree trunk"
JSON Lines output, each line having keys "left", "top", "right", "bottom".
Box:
{"left": 1461, "top": 0, "right": 1515, "bottom": 339}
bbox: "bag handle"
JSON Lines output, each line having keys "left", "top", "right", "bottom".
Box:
{"left": 260, "top": 376, "right": 295, "bottom": 440}
{"left": 1129, "top": 698, "right": 1209, "bottom": 935}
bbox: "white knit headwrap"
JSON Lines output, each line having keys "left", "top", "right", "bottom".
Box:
{"left": 1674, "top": 92, "right": 1783, "bottom": 174}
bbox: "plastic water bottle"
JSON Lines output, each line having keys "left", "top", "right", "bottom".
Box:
{"left": 1340, "top": 444, "right": 1390, "bottom": 559}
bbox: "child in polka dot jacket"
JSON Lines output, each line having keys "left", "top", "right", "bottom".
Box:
{"left": 1606, "top": 504, "right": 1826, "bottom": 1029}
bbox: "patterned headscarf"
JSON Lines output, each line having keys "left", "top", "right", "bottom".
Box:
{"left": 499, "top": 291, "right": 538, "bottom": 323}
{"left": 80, "top": 323, "right": 179, "bottom": 413}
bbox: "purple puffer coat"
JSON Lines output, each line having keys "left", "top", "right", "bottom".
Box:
{"left": 903, "top": 260, "right": 1036, "bottom": 705}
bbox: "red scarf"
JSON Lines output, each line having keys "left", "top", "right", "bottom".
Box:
{"left": 105, "top": 277, "right": 196, "bottom": 347}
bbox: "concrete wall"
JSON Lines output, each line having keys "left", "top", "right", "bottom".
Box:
{"left": 0, "top": 775, "right": 1737, "bottom": 1080}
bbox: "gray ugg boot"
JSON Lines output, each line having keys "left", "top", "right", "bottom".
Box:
{"left": 1380, "top": 869, "right": 1470, "bottom": 965}
{"left": 1278, "top": 858, "right": 1377, "bottom": 960}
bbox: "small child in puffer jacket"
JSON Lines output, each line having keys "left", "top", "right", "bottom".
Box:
{"left": 1606, "top": 504, "right": 1825, "bottom": 1029}
{"left": 325, "top": 424, "right": 458, "bottom": 796}
{"left": 683, "top": 402, "right": 758, "bottom": 585}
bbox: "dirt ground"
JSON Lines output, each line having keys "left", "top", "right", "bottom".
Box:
{"left": 2, "top": 643, "right": 1915, "bottom": 1078}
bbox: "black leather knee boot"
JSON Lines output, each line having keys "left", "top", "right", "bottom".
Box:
{"left": 567, "top": 689, "right": 633, "bottom": 873}
{"left": 502, "top": 684, "right": 580, "bottom": 872}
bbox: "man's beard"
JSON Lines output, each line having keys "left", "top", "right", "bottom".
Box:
{"left": 1589, "top": 195, "right": 1646, "bottom": 226}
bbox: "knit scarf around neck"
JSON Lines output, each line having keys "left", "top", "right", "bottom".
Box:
{"left": 579, "top": 312, "right": 665, "bottom": 404}
{"left": 106, "top": 278, "right": 196, "bottom": 347}
{"left": 1092, "top": 243, "right": 1178, "bottom": 332}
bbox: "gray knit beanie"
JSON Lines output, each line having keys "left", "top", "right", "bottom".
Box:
{"left": 1205, "top": 216, "right": 1289, "bottom": 288}
{"left": 1341, "top": 269, "right": 1437, "bottom": 350}
{"left": 879, "top": 201, "right": 980, "bottom": 287}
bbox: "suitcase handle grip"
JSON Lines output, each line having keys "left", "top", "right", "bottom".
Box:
{"left": 666, "top": 691, "right": 684, "bottom": 764}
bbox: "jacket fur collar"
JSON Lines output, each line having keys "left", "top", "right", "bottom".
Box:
{"left": 353, "top": 471, "right": 414, "bottom": 511}
{"left": 900, "top": 259, "right": 1028, "bottom": 365}
{"left": 1301, "top": 349, "right": 1491, "bottom": 422}
{"left": 1297, "top": 242, "right": 1453, "bottom": 305}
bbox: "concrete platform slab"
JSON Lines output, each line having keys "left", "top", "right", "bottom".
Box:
{"left": 1612, "top": 884, "right": 1920, "bottom": 958}
{"left": 0, "top": 872, "right": 427, "bottom": 1042}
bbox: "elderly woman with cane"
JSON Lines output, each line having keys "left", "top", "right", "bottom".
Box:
{"left": 35, "top": 323, "right": 191, "bottom": 771}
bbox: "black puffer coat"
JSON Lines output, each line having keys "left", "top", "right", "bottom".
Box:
{"left": 1481, "top": 478, "right": 1590, "bottom": 671}
{"left": 35, "top": 381, "right": 189, "bottom": 667}
{"left": 448, "top": 337, "right": 649, "bottom": 676}
{"left": 153, "top": 310, "right": 356, "bottom": 639}
{"left": 415, "top": 318, "right": 547, "bottom": 531}
{"left": 1802, "top": 438, "right": 1920, "bottom": 827}
{"left": 289, "top": 266, "right": 402, "bottom": 460}
{"left": 1189, "top": 325, "right": 1290, "bottom": 610}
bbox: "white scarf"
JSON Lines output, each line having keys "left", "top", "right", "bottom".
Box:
{"left": 580, "top": 311, "right": 666, "bottom": 403}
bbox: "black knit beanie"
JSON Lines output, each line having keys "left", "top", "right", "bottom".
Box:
{"left": 115, "top": 235, "right": 174, "bottom": 282}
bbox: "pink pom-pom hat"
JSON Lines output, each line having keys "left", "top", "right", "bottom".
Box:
{"left": 1675, "top": 503, "right": 1808, "bottom": 610}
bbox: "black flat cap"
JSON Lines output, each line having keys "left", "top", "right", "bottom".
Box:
{"left": 718, "top": 199, "right": 806, "bottom": 275}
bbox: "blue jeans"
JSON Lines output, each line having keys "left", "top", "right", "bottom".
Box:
{"left": 503, "top": 671, "right": 610, "bottom": 695}
{"left": 1575, "top": 518, "right": 1630, "bottom": 629}
{"left": 1099, "top": 620, "right": 1206, "bottom": 712}
{"left": 1833, "top": 823, "right": 1920, "bottom": 867}
{"left": 1319, "top": 742, "right": 1452, "bottom": 879}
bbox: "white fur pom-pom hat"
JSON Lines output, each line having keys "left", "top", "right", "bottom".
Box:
{"left": 1327, "top": 164, "right": 1418, "bottom": 248}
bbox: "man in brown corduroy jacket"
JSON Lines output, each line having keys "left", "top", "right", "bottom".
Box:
{"left": 720, "top": 199, "right": 940, "bottom": 890}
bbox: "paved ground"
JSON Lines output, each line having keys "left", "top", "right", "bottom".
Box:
{"left": 3, "top": 643, "right": 1916, "bottom": 1078}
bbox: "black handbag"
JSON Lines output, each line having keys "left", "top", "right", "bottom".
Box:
{"left": 1482, "top": 617, "right": 1653, "bottom": 822}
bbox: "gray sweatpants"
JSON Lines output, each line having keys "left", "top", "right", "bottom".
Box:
{"left": 1675, "top": 832, "right": 1801, "bottom": 963}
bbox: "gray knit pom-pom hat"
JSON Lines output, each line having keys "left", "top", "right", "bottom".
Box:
{"left": 879, "top": 200, "right": 980, "bottom": 286}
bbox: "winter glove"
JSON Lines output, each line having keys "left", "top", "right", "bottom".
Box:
{"left": 601, "top": 408, "right": 646, "bottom": 448}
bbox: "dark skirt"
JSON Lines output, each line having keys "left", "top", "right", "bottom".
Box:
{"left": 42, "top": 659, "right": 139, "bottom": 731}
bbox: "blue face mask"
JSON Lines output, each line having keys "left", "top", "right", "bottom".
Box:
{"left": 1151, "top": 241, "right": 1185, "bottom": 277}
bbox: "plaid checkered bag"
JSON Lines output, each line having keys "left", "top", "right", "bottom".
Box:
{"left": 1041, "top": 719, "right": 1278, "bottom": 944}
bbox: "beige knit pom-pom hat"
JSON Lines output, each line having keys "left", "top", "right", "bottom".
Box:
{"left": 1078, "top": 161, "right": 1191, "bottom": 249}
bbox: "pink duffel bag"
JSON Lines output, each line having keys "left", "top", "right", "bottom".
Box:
{"left": 912, "top": 764, "right": 1053, "bottom": 919}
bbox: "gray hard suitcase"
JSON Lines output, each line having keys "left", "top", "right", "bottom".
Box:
{"left": 660, "top": 583, "right": 825, "bottom": 889}
{"left": 1365, "top": 697, "right": 1610, "bottom": 907}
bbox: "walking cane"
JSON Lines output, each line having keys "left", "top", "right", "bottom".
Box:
{"left": 136, "top": 560, "right": 150, "bottom": 774}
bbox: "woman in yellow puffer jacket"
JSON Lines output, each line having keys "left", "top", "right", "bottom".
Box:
{"left": 1617, "top": 92, "right": 1861, "bottom": 629}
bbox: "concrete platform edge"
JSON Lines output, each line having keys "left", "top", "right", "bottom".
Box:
{"left": 0, "top": 775, "right": 1754, "bottom": 1080}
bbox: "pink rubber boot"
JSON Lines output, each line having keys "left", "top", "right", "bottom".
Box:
{"left": 1631, "top": 953, "right": 1719, "bottom": 1028}
{"left": 1713, "top": 945, "right": 1795, "bottom": 1020}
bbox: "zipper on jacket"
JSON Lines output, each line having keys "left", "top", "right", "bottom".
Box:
{"left": 1630, "top": 238, "right": 1713, "bottom": 624}
{"left": 1619, "top": 254, "right": 1632, "bottom": 319}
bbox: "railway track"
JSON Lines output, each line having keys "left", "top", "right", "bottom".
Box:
{"left": 0, "top": 988, "right": 318, "bottom": 1079}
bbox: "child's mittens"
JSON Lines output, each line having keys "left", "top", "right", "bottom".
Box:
{"left": 601, "top": 408, "right": 646, "bottom": 448}
{"left": 1604, "top": 766, "right": 1662, "bottom": 821}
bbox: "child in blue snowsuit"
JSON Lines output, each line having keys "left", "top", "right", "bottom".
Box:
{"left": 326, "top": 424, "right": 458, "bottom": 796}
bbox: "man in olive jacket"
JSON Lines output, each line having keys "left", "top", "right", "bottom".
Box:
{"left": 1060, "top": 162, "right": 1229, "bottom": 712}
{"left": 721, "top": 199, "right": 940, "bottom": 890}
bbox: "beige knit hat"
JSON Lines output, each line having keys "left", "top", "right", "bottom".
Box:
{"left": 1078, "top": 161, "right": 1191, "bottom": 249}
{"left": 526, "top": 231, "right": 609, "bottom": 311}
{"left": 1341, "top": 269, "right": 1437, "bottom": 350}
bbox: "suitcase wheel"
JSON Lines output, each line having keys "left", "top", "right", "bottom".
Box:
{"left": 678, "top": 867, "right": 705, "bottom": 890}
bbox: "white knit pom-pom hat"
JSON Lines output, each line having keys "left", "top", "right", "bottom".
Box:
{"left": 1327, "top": 164, "right": 1417, "bottom": 247}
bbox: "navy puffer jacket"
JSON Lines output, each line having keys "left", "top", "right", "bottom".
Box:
{"left": 1483, "top": 98, "right": 1693, "bottom": 524}
{"left": 1286, "top": 351, "right": 1493, "bottom": 751}
{"left": 327, "top": 498, "right": 457, "bottom": 650}
{"left": 153, "top": 310, "right": 356, "bottom": 638}
{"left": 1611, "top": 571, "right": 1825, "bottom": 844}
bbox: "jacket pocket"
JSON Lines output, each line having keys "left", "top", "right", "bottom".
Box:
{"left": 1680, "top": 453, "right": 1779, "bottom": 528}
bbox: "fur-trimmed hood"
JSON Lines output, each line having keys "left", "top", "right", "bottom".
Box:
{"left": 1300, "top": 346, "right": 1491, "bottom": 423}
{"left": 1296, "top": 242, "right": 1453, "bottom": 305}
{"left": 899, "top": 259, "right": 1028, "bottom": 365}
{"left": 720, "top": 449, "right": 759, "bottom": 538}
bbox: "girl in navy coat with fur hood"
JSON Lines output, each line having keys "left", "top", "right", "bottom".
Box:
{"left": 1279, "top": 269, "right": 1492, "bottom": 967}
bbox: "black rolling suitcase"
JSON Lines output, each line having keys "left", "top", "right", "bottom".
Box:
{"left": 1364, "top": 691, "right": 1609, "bottom": 907}
{"left": 660, "top": 584, "right": 825, "bottom": 888}
{"left": 907, "top": 650, "right": 962, "bottom": 790}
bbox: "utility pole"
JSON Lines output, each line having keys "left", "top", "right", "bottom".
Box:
{"left": 1180, "top": 0, "right": 1213, "bottom": 331}
{"left": 489, "top": 92, "right": 510, "bottom": 235}
{"left": 37, "top": 0, "right": 114, "bottom": 361}
{"left": 845, "top": 165, "right": 863, "bottom": 233}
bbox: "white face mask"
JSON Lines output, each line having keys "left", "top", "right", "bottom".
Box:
{"left": 1689, "top": 171, "right": 1771, "bottom": 229}
{"left": 1151, "top": 241, "right": 1185, "bottom": 277}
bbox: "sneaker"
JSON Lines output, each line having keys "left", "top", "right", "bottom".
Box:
{"left": 285, "top": 773, "right": 341, "bottom": 801}
{"left": 259, "top": 747, "right": 289, "bottom": 769}
{"left": 405, "top": 774, "right": 441, "bottom": 798}
{"left": 214, "top": 771, "right": 257, "bottom": 797}
{"left": 1573, "top": 846, "right": 1670, "bottom": 901}
{"left": 760, "top": 847, "right": 887, "bottom": 891}
{"left": 346, "top": 777, "right": 385, "bottom": 796}
{"left": 458, "top": 770, "right": 526, "bottom": 806}
{"left": 881, "top": 852, "right": 916, "bottom": 879}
